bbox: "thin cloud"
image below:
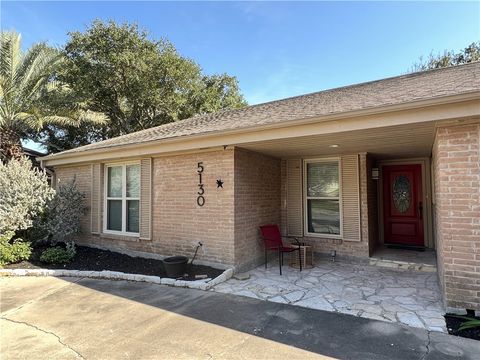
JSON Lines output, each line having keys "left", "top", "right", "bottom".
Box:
{"left": 245, "top": 62, "right": 315, "bottom": 104}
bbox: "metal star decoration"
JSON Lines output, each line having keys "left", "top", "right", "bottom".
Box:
{"left": 216, "top": 179, "right": 224, "bottom": 188}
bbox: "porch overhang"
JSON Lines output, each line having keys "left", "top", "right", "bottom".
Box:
{"left": 236, "top": 121, "right": 437, "bottom": 159}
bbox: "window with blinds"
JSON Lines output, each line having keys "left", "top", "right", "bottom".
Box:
{"left": 104, "top": 163, "right": 140, "bottom": 235}
{"left": 304, "top": 159, "right": 341, "bottom": 237}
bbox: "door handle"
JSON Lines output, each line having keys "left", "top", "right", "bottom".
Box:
{"left": 418, "top": 201, "right": 423, "bottom": 219}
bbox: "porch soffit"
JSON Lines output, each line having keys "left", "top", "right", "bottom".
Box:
{"left": 237, "top": 122, "right": 437, "bottom": 159}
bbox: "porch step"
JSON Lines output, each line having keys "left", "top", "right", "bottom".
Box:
{"left": 369, "top": 258, "right": 437, "bottom": 272}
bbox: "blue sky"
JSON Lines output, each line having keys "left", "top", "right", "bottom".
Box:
{"left": 2, "top": 1, "right": 480, "bottom": 152}
{"left": 2, "top": 1, "right": 479, "bottom": 105}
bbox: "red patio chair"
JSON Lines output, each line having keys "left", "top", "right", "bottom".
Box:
{"left": 259, "top": 224, "right": 302, "bottom": 275}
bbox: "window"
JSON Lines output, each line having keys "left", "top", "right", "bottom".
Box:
{"left": 105, "top": 163, "right": 140, "bottom": 235}
{"left": 304, "top": 159, "right": 341, "bottom": 236}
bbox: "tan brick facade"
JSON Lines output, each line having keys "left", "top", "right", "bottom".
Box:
{"left": 55, "top": 148, "right": 281, "bottom": 271}
{"left": 432, "top": 123, "right": 480, "bottom": 311}
{"left": 150, "top": 150, "right": 236, "bottom": 266}
{"left": 234, "top": 148, "right": 281, "bottom": 271}
{"left": 56, "top": 148, "right": 372, "bottom": 269}
{"left": 56, "top": 150, "right": 236, "bottom": 268}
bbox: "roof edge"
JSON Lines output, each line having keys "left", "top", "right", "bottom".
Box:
{"left": 39, "top": 90, "right": 480, "bottom": 164}
{"left": 189, "top": 61, "right": 480, "bottom": 114}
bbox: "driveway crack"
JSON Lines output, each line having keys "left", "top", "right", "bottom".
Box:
{"left": 1, "top": 317, "right": 85, "bottom": 359}
{"left": 419, "top": 330, "right": 431, "bottom": 360}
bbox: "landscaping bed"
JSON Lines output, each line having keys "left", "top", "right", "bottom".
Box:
{"left": 5, "top": 245, "right": 223, "bottom": 281}
{"left": 445, "top": 313, "right": 480, "bottom": 341}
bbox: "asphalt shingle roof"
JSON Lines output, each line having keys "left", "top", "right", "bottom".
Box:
{"left": 48, "top": 62, "right": 480, "bottom": 158}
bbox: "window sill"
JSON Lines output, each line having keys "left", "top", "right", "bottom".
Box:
{"left": 99, "top": 232, "right": 140, "bottom": 242}
{"left": 304, "top": 233, "right": 343, "bottom": 240}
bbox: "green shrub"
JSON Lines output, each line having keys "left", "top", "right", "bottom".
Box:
{"left": 0, "top": 157, "right": 55, "bottom": 234}
{"left": 0, "top": 232, "right": 32, "bottom": 266}
{"left": 40, "top": 179, "right": 87, "bottom": 244}
{"left": 40, "top": 242, "right": 76, "bottom": 264}
{"left": 452, "top": 315, "right": 480, "bottom": 331}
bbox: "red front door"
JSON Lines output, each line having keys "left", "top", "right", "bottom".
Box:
{"left": 383, "top": 164, "right": 424, "bottom": 246}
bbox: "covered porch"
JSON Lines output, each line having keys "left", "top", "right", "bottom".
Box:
{"left": 236, "top": 119, "right": 439, "bottom": 267}
{"left": 226, "top": 119, "right": 448, "bottom": 330}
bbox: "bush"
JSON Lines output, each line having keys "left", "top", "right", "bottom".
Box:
{"left": 40, "top": 242, "right": 76, "bottom": 264}
{"left": 40, "top": 179, "right": 87, "bottom": 244}
{"left": 0, "top": 232, "right": 32, "bottom": 266}
{"left": 0, "top": 157, "right": 55, "bottom": 234}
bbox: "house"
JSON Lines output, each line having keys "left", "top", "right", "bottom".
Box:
{"left": 40, "top": 62, "right": 480, "bottom": 313}
{"left": 23, "top": 147, "right": 54, "bottom": 184}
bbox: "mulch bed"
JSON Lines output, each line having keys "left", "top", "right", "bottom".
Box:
{"left": 445, "top": 313, "right": 480, "bottom": 341}
{"left": 5, "top": 245, "right": 224, "bottom": 281}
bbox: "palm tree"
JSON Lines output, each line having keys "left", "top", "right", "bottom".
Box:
{"left": 0, "top": 31, "right": 107, "bottom": 162}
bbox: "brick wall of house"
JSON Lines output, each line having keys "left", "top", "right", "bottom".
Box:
{"left": 279, "top": 153, "right": 371, "bottom": 261}
{"left": 151, "top": 149, "right": 236, "bottom": 266}
{"left": 54, "top": 147, "right": 378, "bottom": 271}
{"left": 359, "top": 153, "right": 371, "bottom": 257}
{"left": 432, "top": 122, "right": 480, "bottom": 311}
{"left": 54, "top": 165, "right": 92, "bottom": 235}
{"left": 55, "top": 149, "right": 236, "bottom": 269}
{"left": 234, "top": 148, "right": 281, "bottom": 271}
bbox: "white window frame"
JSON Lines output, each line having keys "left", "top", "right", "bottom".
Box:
{"left": 303, "top": 157, "right": 343, "bottom": 239}
{"left": 103, "top": 162, "right": 140, "bottom": 236}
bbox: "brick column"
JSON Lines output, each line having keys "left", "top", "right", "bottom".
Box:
{"left": 432, "top": 123, "right": 480, "bottom": 311}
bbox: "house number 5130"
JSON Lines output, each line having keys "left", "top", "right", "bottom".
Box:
{"left": 197, "top": 162, "right": 205, "bottom": 206}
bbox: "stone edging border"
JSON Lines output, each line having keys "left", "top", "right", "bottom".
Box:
{"left": 0, "top": 268, "right": 234, "bottom": 291}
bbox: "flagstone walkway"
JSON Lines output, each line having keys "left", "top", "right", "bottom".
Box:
{"left": 211, "top": 260, "right": 446, "bottom": 332}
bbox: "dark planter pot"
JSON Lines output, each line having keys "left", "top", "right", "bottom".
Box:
{"left": 163, "top": 256, "right": 189, "bottom": 278}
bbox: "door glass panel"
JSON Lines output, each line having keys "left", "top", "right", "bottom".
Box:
{"left": 307, "top": 199, "right": 340, "bottom": 235}
{"left": 307, "top": 162, "right": 339, "bottom": 197}
{"left": 107, "top": 166, "right": 123, "bottom": 197}
{"left": 393, "top": 175, "right": 411, "bottom": 213}
{"left": 126, "top": 164, "right": 140, "bottom": 198}
{"left": 127, "top": 200, "right": 139, "bottom": 233}
{"left": 107, "top": 200, "right": 122, "bottom": 231}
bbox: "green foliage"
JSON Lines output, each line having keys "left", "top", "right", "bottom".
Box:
{"left": 0, "top": 31, "right": 107, "bottom": 161}
{"left": 40, "top": 179, "right": 87, "bottom": 244}
{"left": 37, "top": 20, "right": 247, "bottom": 152}
{"left": 40, "top": 242, "right": 76, "bottom": 264}
{"left": 183, "top": 74, "right": 247, "bottom": 118}
{"left": 452, "top": 315, "right": 480, "bottom": 331}
{"left": 0, "top": 157, "right": 55, "bottom": 234}
{"left": 0, "top": 232, "right": 32, "bottom": 266}
{"left": 411, "top": 41, "right": 480, "bottom": 72}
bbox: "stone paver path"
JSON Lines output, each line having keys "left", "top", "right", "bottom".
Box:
{"left": 211, "top": 261, "right": 446, "bottom": 332}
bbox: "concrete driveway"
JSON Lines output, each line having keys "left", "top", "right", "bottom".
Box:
{"left": 1, "top": 277, "right": 478, "bottom": 360}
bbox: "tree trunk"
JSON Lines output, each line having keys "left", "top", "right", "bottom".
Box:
{"left": 0, "top": 127, "right": 23, "bottom": 163}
